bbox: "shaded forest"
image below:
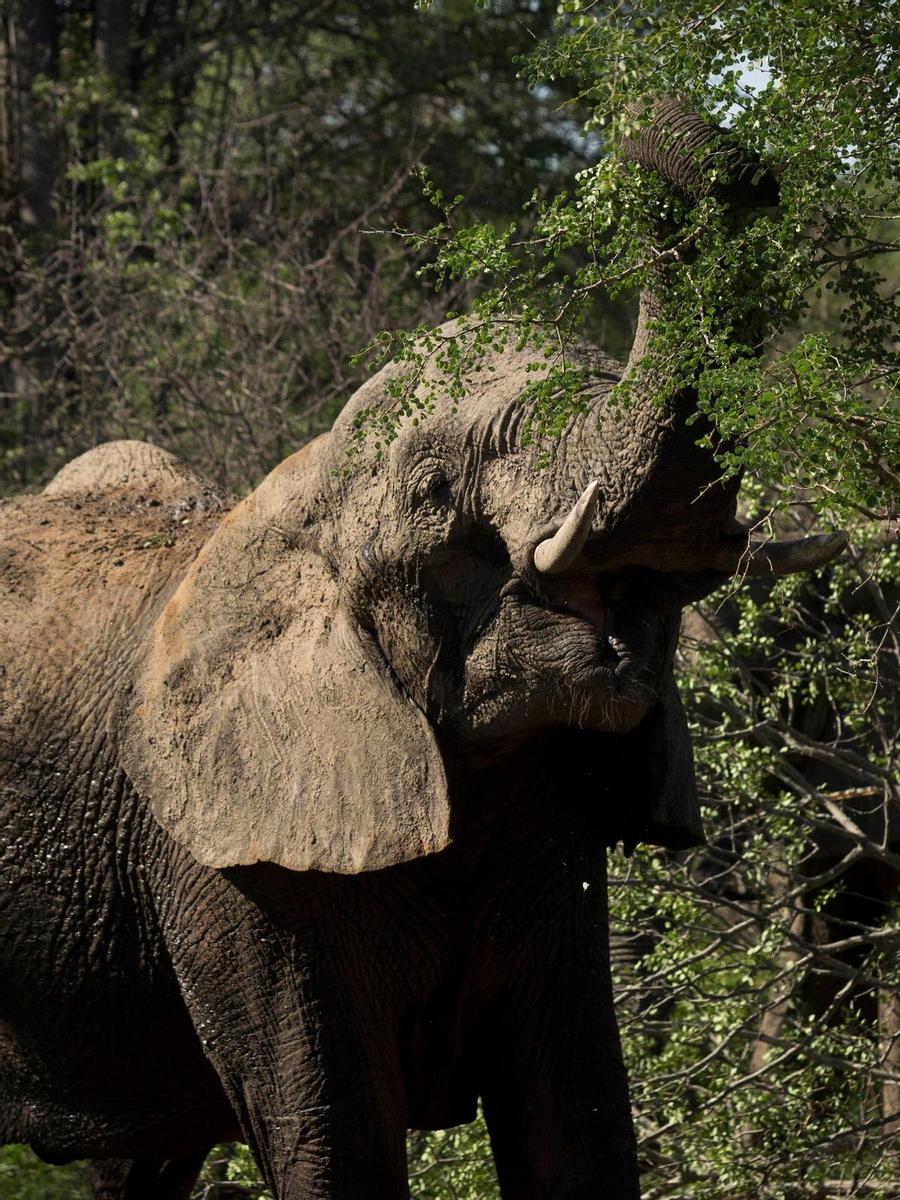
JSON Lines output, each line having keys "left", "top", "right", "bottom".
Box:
{"left": 2, "top": 1, "right": 899, "bottom": 1198}
{"left": 1, "top": 0, "right": 623, "bottom": 492}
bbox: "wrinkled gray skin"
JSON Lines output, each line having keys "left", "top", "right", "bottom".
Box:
{"left": 0, "top": 104, "right": 840, "bottom": 1200}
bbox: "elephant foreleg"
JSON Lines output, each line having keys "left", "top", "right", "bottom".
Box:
{"left": 87, "top": 1150, "right": 210, "bottom": 1200}
{"left": 174, "top": 880, "right": 411, "bottom": 1200}
{"left": 480, "top": 985, "right": 639, "bottom": 1200}
{"left": 478, "top": 879, "right": 640, "bottom": 1199}
{"left": 218, "top": 1076, "right": 409, "bottom": 1200}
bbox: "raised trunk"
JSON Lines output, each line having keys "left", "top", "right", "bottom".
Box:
{"left": 574, "top": 100, "right": 845, "bottom": 579}
{"left": 583, "top": 102, "right": 780, "bottom": 564}
{"left": 622, "top": 97, "right": 778, "bottom": 374}
{"left": 620, "top": 97, "right": 779, "bottom": 210}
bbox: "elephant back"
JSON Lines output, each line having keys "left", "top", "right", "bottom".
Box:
{"left": 43, "top": 439, "right": 215, "bottom": 503}
{"left": 0, "top": 440, "right": 228, "bottom": 820}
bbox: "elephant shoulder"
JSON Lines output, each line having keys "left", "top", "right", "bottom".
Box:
{"left": 0, "top": 440, "right": 228, "bottom": 610}
{"left": 43, "top": 439, "right": 220, "bottom": 508}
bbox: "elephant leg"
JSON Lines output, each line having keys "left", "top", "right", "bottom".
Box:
{"left": 221, "top": 1077, "right": 409, "bottom": 1200}
{"left": 176, "top": 879, "right": 411, "bottom": 1199}
{"left": 480, "top": 985, "right": 639, "bottom": 1200}
{"left": 478, "top": 883, "right": 640, "bottom": 1198}
{"left": 211, "top": 1008, "right": 409, "bottom": 1200}
{"left": 87, "top": 1149, "right": 210, "bottom": 1200}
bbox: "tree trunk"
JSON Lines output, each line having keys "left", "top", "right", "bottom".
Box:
{"left": 14, "top": 0, "right": 59, "bottom": 231}
{"left": 95, "top": 0, "right": 129, "bottom": 80}
{"left": 741, "top": 878, "right": 806, "bottom": 1150}
{"left": 879, "top": 977, "right": 900, "bottom": 1135}
{"left": 0, "top": 7, "right": 12, "bottom": 203}
{"left": 94, "top": 0, "right": 131, "bottom": 160}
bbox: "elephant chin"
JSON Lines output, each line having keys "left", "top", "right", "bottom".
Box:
{"left": 457, "top": 586, "right": 674, "bottom": 743}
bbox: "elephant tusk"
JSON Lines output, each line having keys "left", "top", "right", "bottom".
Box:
{"left": 533, "top": 480, "right": 601, "bottom": 575}
{"left": 709, "top": 529, "right": 849, "bottom": 577}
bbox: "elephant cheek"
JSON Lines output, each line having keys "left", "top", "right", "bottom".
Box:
{"left": 365, "top": 598, "right": 438, "bottom": 713}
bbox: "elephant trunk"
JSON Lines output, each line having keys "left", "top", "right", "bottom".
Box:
{"left": 621, "top": 96, "right": 779, "bottom": 382}
{"left": 532, "top": 103, "right": 846, "bottom": 580}
{"left": 618, "top": 97, "right": 779, "bottom": 210}
{"left": 605, "top": 102, "right": 779, "bottom": 556}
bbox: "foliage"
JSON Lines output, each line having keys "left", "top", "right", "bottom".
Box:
{"left": 374, "top": 0, "right": 900, "bottom": 530}
{"left": 0, "top": 1147, "right": 88, "bottom": 1200}
{"left": 612, "top": 528, "right": 900, "bottom": 1197}
{"left": 1, "top": 2, "right": 899, "bottom": 1199}
{"left": 407, "top": 1121, "right": 498, "bottom": 1198}
{"left": 1, "top": 0, "right": 590, "bottom": 493}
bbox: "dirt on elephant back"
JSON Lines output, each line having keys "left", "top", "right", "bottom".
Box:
{"left": 0, "top": 441, "right": 230, "bottom": 796}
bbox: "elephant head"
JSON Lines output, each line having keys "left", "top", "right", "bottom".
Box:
{"left": 122, "top": 102, "right": 845, "bottom": 875}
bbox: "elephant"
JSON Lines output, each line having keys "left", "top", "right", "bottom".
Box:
{"left": 0, "top": 101, "right": 847, "bottom": 1200}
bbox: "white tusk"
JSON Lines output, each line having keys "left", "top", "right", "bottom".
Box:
{"left": 710, "top": 530, "right": 849, "bottom": 577}
{"left": 533, "top": 481, "right": 601, "bottom": 575}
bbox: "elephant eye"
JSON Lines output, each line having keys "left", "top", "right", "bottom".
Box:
{"left": 410, "top": 466, "right": 454, "bottom": 509}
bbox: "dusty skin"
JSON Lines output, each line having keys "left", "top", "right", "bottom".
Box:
{"left": 0, "top": 102, "right": 846, "bottom": 1200}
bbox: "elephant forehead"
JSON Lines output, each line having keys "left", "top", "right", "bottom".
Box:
{"left": 331, "top": 329, "right": 623, "bottom": 445}
{"left": 332, "top": 344, "right": 657, "bottom": 489}
{"left": 312, "top": 328, "right": 723, "bottom": 555}
{"left": 463, "top": 403, "right": 675, "bottom": 550}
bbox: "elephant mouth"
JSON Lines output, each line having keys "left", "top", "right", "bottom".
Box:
{"left": 538, "top": 562, "right": 672, "bottom": 662}
{"left": 545, "top": 582, "right": 636, "bottom": 674}
{"left": 458, "top": 566, "right": 679, "bottom": 740}
{"left": 548, "top": 574, "right": 609, "bottom": 630}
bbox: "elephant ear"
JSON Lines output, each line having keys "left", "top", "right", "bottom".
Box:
{"left": 614, "top": 671, "right": 703, "bottom": 853}
{"left": 122, "top": 446, "right": 450, "bottom": 874}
